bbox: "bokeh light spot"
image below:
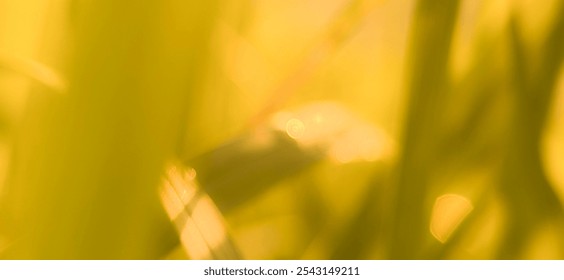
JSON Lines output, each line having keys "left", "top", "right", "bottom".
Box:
{"left": 430, "top": 194, "right": 474, "bottom": 243}
{"left": 285, "top": 118, "right": 306, "bottom": 139}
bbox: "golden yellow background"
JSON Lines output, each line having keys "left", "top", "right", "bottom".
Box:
{"left": 0, "top": 0, "right": 563, "bottom": 259}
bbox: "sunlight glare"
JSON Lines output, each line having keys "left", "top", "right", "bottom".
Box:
{"left": 191, "top": 196, "right": 228, "bottom": 258}
{"left": 160, "top": 164, "right": 233, "bottom": 259}
{"left": 275, "top": 102, "right": 393, "bottom": 163}
{"left": 181, "top": 217, "right": 213, "bottom": 260}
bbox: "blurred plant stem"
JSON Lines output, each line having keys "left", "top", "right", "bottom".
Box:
{"left": 1, "top": 0, "right": 218, "bottom": 259}
{"left": 387, "top": 0, "right": 460, "bottom": 259}
{"left": 496, "top": 3, "right": 564, "bottom": 258}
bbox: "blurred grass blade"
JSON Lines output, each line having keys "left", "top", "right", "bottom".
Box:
{"left": 2, "top": 0, "right": 218, "bottom": 259}
{"left": 329, "top": 167, "right": 388, "bottom": 259}
{"left": 388, "top": 0, "right": 460, "bottom": 259}
{"left": 160, "top": 164, "right": 240, "bottom": 260}
{"left": 495, "top": 3, "right": 564, "bottom": 258}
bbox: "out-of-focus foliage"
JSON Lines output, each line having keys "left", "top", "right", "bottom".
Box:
{"left": 0, "top": 0, "right": 563, "bottom": 259}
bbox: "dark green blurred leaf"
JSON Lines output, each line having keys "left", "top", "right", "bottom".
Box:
{"left": 189, "top": 129, "right": 324, "bottom": 213}
{"left": 494, "top": 5, "right": 564, "bottom": 257}
{"left": 330, "top": 165, "right": 388, "bottom": 259}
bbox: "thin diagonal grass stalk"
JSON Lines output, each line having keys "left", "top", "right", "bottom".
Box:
{"left": 0, "top": 53, "right": 66, "bottom": 93}
{"left": 249, "top": 0, "right": 382, "bottom": 126}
